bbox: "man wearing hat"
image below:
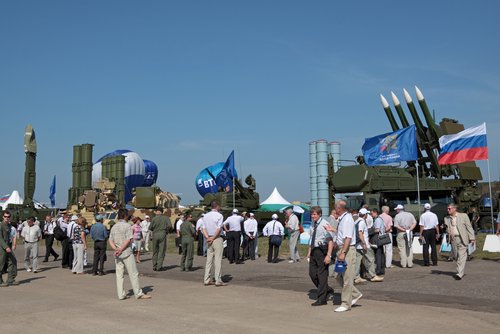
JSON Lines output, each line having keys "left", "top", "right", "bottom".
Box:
{"left": 140, "top": 215, "right": 151, "bottom": 252}
{"left": 195, "top": 213, "right": 206, "bottom": 256}
{"left": 419, "top": 203, "right": 440, "bottom": 266}
{"left": 243, "top": 213, "right": 258, "bottom": 260}
{"left": 223, "top": 208, "right": 244, "bottom": 264}
{"left": 394, "top": 205, "right": 417, "bottom": 268}
{"left": 262, "top": 214, "right": 284, "bottom": 263}
{"left": 65, "top": 214, "right": 79, "bottom": 270}
{"left": 90, "top": 214, "right": 108, "bottom": 275}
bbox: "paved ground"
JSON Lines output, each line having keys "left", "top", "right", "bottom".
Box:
{"left": 2, "top": 244, "right": 499, "bottom": 333}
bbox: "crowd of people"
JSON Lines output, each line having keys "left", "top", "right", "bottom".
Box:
{"left": 0, "top": 200, "right": 489, "bottom": 310}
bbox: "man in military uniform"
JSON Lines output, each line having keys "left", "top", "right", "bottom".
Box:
{"left": 149, "top": 207, "right": 170, "bottom": 271}
{"left": 0, "top": 211, "right": 19, "bottom": 287}
{"left": 307, "top": 206, "right": 334, "bottom": 306}
{"left": 179, "top": 213, "right": 196, "bottom": 271}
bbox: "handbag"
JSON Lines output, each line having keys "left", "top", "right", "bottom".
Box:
{"left": 372, "top": 233, "right": 391, "bottom": 247}
{"left": 440, "top": 233, "right": 452, "bottom": 252}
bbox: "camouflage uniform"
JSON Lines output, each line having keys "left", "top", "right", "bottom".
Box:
{"left": 0, "top": 221, "right": 17, "bottom": 286}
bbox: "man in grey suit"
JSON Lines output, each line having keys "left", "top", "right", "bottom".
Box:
{"left": 444, "top": 204, "right": 475, "bottom": 280}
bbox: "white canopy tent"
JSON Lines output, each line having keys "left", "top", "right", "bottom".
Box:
{"left": 1, "top": 190, "right": 23, "bottom": 210}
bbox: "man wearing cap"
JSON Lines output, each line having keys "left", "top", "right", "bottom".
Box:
{"left": 444, "top": 204, "right": 475, "bottom": 280}
{"left": 243, "top": 213, "right": 258, "bottom": 260}
{"left": 202, "top": 201, "right": 226, "bottom": 286}
{"left": 149, "top": 207, "right": 170, "bottom": 271}
{"left": 223, "top": 209, "right": 244, "bottom": 264}
{"left": 285, "top": 208, "right": 300, "bottom": 263}
{"left": 354, "top": 208, "right": 377, "bottom": 284}
{"left": 306, "top": 206, "right": 334, "bottom": 306}
{"left": 90, "top": 214, "right": 108, "bottom": 275}
{"left": 419, "top": 203, "right": 440, "bottom": 266}
{"left": 140, "top": 215, "right": 151, "bottom": 252}
{"left": 263, "top": 214, "right": 284, "bottom": 263}
{"left": 109, "top": 208, "right": 151, "bottom": 300}
{"left": 394, "top": 205, "right": 417, "bottom": 268}
{"left": 330, "top": 200, "right": 362, "bottom": 312}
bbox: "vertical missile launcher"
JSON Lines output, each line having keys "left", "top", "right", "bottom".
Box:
{"left": 328, "top": 87, "right": 485, "bottom": 226}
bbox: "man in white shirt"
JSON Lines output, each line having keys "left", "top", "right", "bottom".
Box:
{"left": 140, "top": 215, "right": 151, "bottom": 252}
{"left": 285, "top": 209, "right": 300, "bottom": 263}
{"left": 419, "top": 203, "right": 440, "bottom": 266}
{"left": 394, "top": 205, "right": 417, "bottom": 268}
{"left": 353, "top": 208, "right": 377, "bottom": 284}
{"left": 263, "top": 214, "right": 284, "bottom": 263}
{"left": 223, "top": 209, "right": 244, "bottom": 264}
{"left": 202, "top": 201, "right": 226, "bottom": 286}
{"left": 196, "top": 214, "right": 206, "bottom": 256}
{"left": 21, "top": 217, "right": 42, "bottom": 273}
{"left": 42, "top": 215, "right": 59, "bottom": 262}
{"left": 330, "top": 200, "right": 362, "bottom": 312}
{"left": 243, "top": 213, "right": 258, "bottom": 260}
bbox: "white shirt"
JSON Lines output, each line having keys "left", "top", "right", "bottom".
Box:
{"left": 21, "top": 224, "right": 41, "bottom": 242}
{"left": 243, "top": 218, "right": 258, "bottom": 237}
{"left": 195, "top": 217, "right": 204, "bottom": 231}
{"left": 67, "top": 221, "right": 77, "bottom": 239}
{"left": 176, "top": 219, "right": 183, "bottom": 232}
{"left": 224, "top": 214, "right": 243, "bottom": 232}
{"left": 202, "top": 210, "right": 224, "bottom": 237}
{"left": 44, "top": 221, "right": 57, "bottom": 235}
{"left": 140, "top": 220, "right": 150, "bottom": 234}
{"left": 336, "top": 212, "right": 356, "bottom": 247}
{"left": 365, "top": 214, "right": 374, "bottom": 228}
{"left": 355, "top": 218, "right": 369, "bottom": 250}
{"left": 419, "top": 210, "right": 439, "bottom": 230}
{"left": 262, "top": 220, "right": 284, "bottom": 236}
{"left": 287, "top": 214, "right": 299, "bottom": 231}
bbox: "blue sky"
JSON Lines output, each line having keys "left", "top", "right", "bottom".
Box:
{"left": 1, "top": 1, "right": 499, "bottom": 207}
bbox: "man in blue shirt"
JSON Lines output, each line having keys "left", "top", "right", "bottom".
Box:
{"left": 90, "top": 214, "right": 108, "bottom": 276}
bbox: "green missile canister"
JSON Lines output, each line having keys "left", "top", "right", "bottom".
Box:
{"left": 380, "top": 94, "right": 400, "bottom": 131}
{"left": 415, "top": 86, "right": 440, "bottom": 144}
{"left": 391, "top": 91, "right": 411, "bottom": 128}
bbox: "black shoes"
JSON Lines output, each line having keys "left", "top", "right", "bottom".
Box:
{"left": 311, "top": 300, "right": 327, "bottom": 306}
{"left": 453, "top": 274, "right": 462, "bottom": 280}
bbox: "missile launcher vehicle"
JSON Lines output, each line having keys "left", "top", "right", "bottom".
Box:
{"left": 328, "top": 87, "right": 489, "bottom": 228}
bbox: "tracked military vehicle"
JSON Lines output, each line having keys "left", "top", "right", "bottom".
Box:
{"left": 328, "top": 87, "right": 486, "bottom": 227}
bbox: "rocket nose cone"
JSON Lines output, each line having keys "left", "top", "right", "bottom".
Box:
{"left": 415, "top": 86, "right": 424, "bottom": 101}
{"left": 390, "top": 91, "right": 400, "bottom": 106}
{"left": 403, "top": 88, "right": 412, "bottom": 103}
{"left": 380, "top": 94, "right": 389, "bottom": 108}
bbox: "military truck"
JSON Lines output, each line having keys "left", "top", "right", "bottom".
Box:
{"left": 328, "top": 87, "right": 485, "bottom": 227}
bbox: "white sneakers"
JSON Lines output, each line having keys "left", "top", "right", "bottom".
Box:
{"left": 351, "top": 294, "right": 363, "bottom": 306}
{"left": 26, "top": 268, "right": 32, "bottom": 272}
{"left": 288, "top": 260, "right": 295, "bottom": 263}
{"left": 335, "top": 306, "right": 349, "bottom": 312}
{"left": 354, "top": 277, "right": 367, "bottom": 284}
{"left": 370, "top": 275, "right": 384, "bottom": 282}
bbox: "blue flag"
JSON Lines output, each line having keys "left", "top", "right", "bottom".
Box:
{"left": 49, "top": 175, "right": 56, "bottom": 208}
{"left": 362, "top": 125, "right": 418, "bottom": 166}
{"left": 215, "top": 151, "right": 238, "bottom": 192}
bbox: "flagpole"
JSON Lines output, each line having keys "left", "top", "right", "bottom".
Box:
{"left": 416, "top": 163, "right": 421, "bottom": 218}
{"left": 232, "top": 177, "right": 235, "bottom": 210}
{"left": 487, "top": 159, "right": 494, "bottom": 233}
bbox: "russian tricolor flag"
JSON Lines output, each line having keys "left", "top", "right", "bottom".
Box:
{"left": 438, "top": 123, "right": 488, "bottom": 165}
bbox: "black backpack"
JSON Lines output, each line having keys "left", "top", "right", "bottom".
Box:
{"left": 53, "top": 225, "right": 67, "bottom": 241}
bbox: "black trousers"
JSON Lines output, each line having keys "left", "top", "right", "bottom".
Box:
{"left": 375, "top": 246, "right": 386, "bottom": 275}
{"left": 197, "top": 233, "right": 205, "bottom": 256}
{"left": 267, "top": 238, "right": 279, "bottom": 263}
{"left": 309, "top": 248, "right": 331, "bottom": 303}
{"left": 422, "top": 229, "right": 438, "bottom": 265}
{"left": 44, "top": 235, "right": 59, "bottom": 260}
{"left": 226, "top": 231, "right": 241, "bottom": 263}
{"left": 92, "top": 240, "right": 107, "bottom": 274}
{"left": 245, "top": 236, "right": 256, "bottom": 260}
{"left": 61, "top": 238, "right": 70, "bottom": 267}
